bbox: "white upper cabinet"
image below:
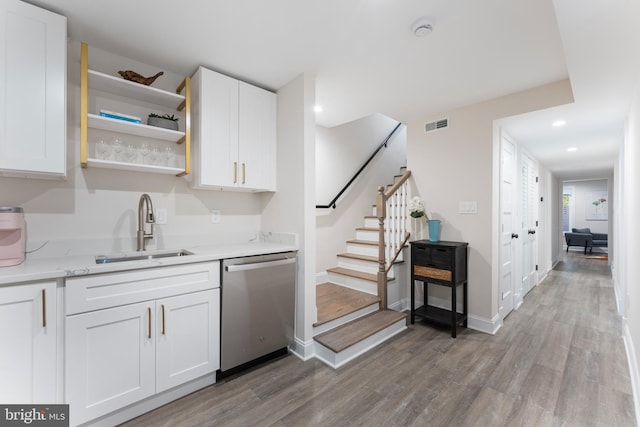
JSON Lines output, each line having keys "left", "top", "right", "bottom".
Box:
{"left": 0, "top": 0, "right": 66, "bottom": 178}
{"left": 191, "top": 66, "right": 276, "bottom": 192}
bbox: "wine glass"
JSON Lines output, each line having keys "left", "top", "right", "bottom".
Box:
{"left": 149, "top": 147, "right": 160, "bottom": 165}
{"left": 95, "top": 138, "right": 111, "bottom": 160}
{"left": 164, "top": 146, "right": 173, "bottom": 167}
{"left": 124, "top": 143, "right": 137, "bottom": 163}
{"left": 112, "top": 138, "right": 124, "bottom": 161}
{"left": 140, "top": 142, "right": 150, "bottom": 164}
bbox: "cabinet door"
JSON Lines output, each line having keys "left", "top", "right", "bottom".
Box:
{"left": 0, "top": 282, "right": 56, "bottom": 403}
{"left": 239, "top": 82, "right": 277, "bottom": 191}
{"left": 66, "top": 302, "right": 155, "bottom": 426}
{"left": 193, "top": 67, "right": 239, "bottom": 188}
{"left": 0, "top": 0, "right": 66, "bottom": 176}
{"left": 156, "top": 289, "right": 220, "bottom": 392}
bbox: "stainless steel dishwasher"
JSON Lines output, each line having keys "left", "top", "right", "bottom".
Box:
{"left": 220, "top": 251, "right": 297, "bottom": 375}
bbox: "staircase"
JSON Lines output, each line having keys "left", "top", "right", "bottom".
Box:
{"left": 313, "top": 169, "right": 411, "bottom": 368}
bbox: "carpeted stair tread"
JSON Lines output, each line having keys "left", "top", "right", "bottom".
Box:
{"left": 314, "top": 310, "right": 407, "bottom": 353}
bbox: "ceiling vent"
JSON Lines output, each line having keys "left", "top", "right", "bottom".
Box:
{"left": 424, "top": 118, "right": 449, "bottom": 133}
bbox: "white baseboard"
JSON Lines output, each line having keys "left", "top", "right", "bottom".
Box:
{"left": 613, "top": 275, "right": 625, "bottom": 317}
{"left": 316, "top": 271, "right": 328, "bottom": 285}
{"left": 414, "top": 295, "right": 499, "bottom": 335}
{"left": 388, "top": 297, "right": 410, "bottom": 313}
{"left": 467, "top": 313, "right": 502, "bottom": 335}
{"left": 289, "top": 337, "right": 316, "bottom": 361}
{"left": 623, "top": 321, "right": 640, "bottom": 427}
{"left": 81, "top": 375, "right": 215, "bottom": 426}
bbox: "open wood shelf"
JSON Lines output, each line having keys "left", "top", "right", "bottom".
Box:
{"left": 80, "top": 42, "right": 191, "bottom": 177}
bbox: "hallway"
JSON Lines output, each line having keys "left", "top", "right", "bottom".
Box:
{"left": 122, "top": 252, "right": 636, "bottom": 427}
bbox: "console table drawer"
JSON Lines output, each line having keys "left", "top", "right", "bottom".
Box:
{"left": 414, "top": 265, "right": 451, "bottom": 281}
{"left": 412, "top": 246, "right": 452, "bottom": 269}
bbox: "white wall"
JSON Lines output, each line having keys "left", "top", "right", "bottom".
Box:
{"left": 261, "top": 73, "right": 317, "bottom": 355}
{"left": 407, "top": 79, "right": 574, "bottom": 327}
{"left": 0, "top": 41, "right": 268, "bottom": 256}
{"left": 562, "top": 179, "right": 610, "bottom": 234}
{"left": 538, "top": 164, "right": 553, "bottom": 277}
{"left": 621, "top": 76, "right": 640, "bottom": 420}
{"left": 315, "top": 113, "right": 402, "bottom": 205}
{"left": 315, "top": 114, "right": 406, "bottom": 274}
{"left": 550, "top": 175, "right": 563, "bottom": 266}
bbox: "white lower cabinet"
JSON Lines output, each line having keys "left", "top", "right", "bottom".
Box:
{"left": 65, "top": 301, "right": 156, "bottom": 425}
{"left": 0, "top": 281, "right": 57, "bottom": 403}
{"left": 65, "top": 262, "right": 220, "bottom": 426}
{"left": 156, "top": 290, "right": 220, "bottom": 392}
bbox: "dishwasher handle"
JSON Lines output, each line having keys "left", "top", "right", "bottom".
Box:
{"left": 225, "top": 257, "right": 296, "bottom": 273}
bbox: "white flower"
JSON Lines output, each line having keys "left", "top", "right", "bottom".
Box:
{"left": 408, "top": 196, "right": 426, "bottom": 218}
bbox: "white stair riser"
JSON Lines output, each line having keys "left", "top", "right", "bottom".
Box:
{"left": 364, "top": 217, "right": 378, "bottom": 228}
{"left": 313, "top": 303, "right": 379, "bottom": 336}
{"left": 346, "top": 243, "right": 378, "bottom": 257}
{"left": 356, "top": 229, "right": 379, "bottom": 241}
{"left": 326, "top": 272, "right": 378, "bottom": 295}
{"left": 336, "top": 257, "right": 393, "bottom": 277}
{"left": 314, "top": 319, "right": 407, "bottom": 369}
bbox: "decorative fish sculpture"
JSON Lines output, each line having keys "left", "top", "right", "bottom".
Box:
{"left": 118, "top": 70, "right": 164, "bottom": 86}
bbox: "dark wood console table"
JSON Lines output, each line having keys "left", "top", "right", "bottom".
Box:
{"left": 410, "top": 240, "right": 468, "bottom": 338}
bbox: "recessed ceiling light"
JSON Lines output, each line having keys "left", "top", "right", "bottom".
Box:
{"left": 553, "top": 120, "right": 566, "bottom": 127}
{"left": 313, "top": 105, "right": 323, "bottom": 113}
{"left": 567, "top": 147, "right": 577, "bottom": 152}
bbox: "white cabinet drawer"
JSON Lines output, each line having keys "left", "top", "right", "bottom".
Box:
{"left": 65, "top": 262, "right": 219, "bottom": 315}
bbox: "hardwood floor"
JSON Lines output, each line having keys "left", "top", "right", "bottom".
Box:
{"left": 121, "top": 251, "right": 636, "bottom": 427}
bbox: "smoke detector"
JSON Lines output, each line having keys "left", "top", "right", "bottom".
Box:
{"left": 412, "top": 17, "right": 433, "bottom": 37}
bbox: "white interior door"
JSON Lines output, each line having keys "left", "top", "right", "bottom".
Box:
{"left": 499, "top": 135, "right": 518, "bottom": 320}
{"left": 520, "top": 152, "right": 538, "bottom": 296}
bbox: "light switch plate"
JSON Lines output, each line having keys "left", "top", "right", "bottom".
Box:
{"left": 459, "top": 201, "right": 478, "bottom": 214}
{"left": 211, "top": 210, "right": 221, "bottom": 223}
{"left": 155, "top": 208, "right": 167, "bottom": 224}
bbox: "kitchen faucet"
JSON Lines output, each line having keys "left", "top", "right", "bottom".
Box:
{"left": 137, "top": 193, "right": 155, "bottom": 251}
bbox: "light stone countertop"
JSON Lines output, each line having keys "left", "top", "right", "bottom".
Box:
{"left": 0, "top": 240, "right": 298, "bottom": 286}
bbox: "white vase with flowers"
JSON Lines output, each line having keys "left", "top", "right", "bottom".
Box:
{"left": 408, "top": 196, "right": 429, "bottom": 240}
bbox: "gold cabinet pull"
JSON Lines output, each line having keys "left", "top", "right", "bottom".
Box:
{"left": 147, "top": 307, "right": 152, "bottom": 339}
{"left": 161, "top": 304, "right": 166, "bottom": 335}
{"left": 42, "top": 289, "right": 47, "bottom": 328}
{"left": 233, "top": 162, "right": 238, "bottom": 183}
{"left": 242, "top": 163, "right": 246, "bottom": 184}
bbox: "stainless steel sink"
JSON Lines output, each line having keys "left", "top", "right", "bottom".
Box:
{"left": 95, "top": 249, "right": 193, "bottom": 264}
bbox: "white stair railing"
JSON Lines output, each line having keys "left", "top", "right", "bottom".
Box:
{"left": 376, "top": 170, "right": 412, "bottom": 309}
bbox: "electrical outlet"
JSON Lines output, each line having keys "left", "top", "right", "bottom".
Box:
{"left": 155, "top": 208, "right": 167, "bottom": 224}
{"left": 211, "top": 210, "right": 221, "bottom": 224}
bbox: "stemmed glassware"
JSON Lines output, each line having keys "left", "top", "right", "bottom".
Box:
{"left": 123, "top": 143, "right": 137, "bottom": 163}
{"left": 164, "top": 146, "right": 173, "bottom": 167}
{"left": 140, "top": 142, "right": 150, "bottom": 164}
{"left": 149, "top": 147, "right": 160, "bottom": 165}
{"left": 96, "top": 138, "right": 111, "bottom": 160}
{"left": 112, "top": 138, "right": 124, "bottom": 161}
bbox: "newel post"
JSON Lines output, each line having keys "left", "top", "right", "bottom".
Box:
{"left": 376, "top": 186, "right": 387, "bottom": 310}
